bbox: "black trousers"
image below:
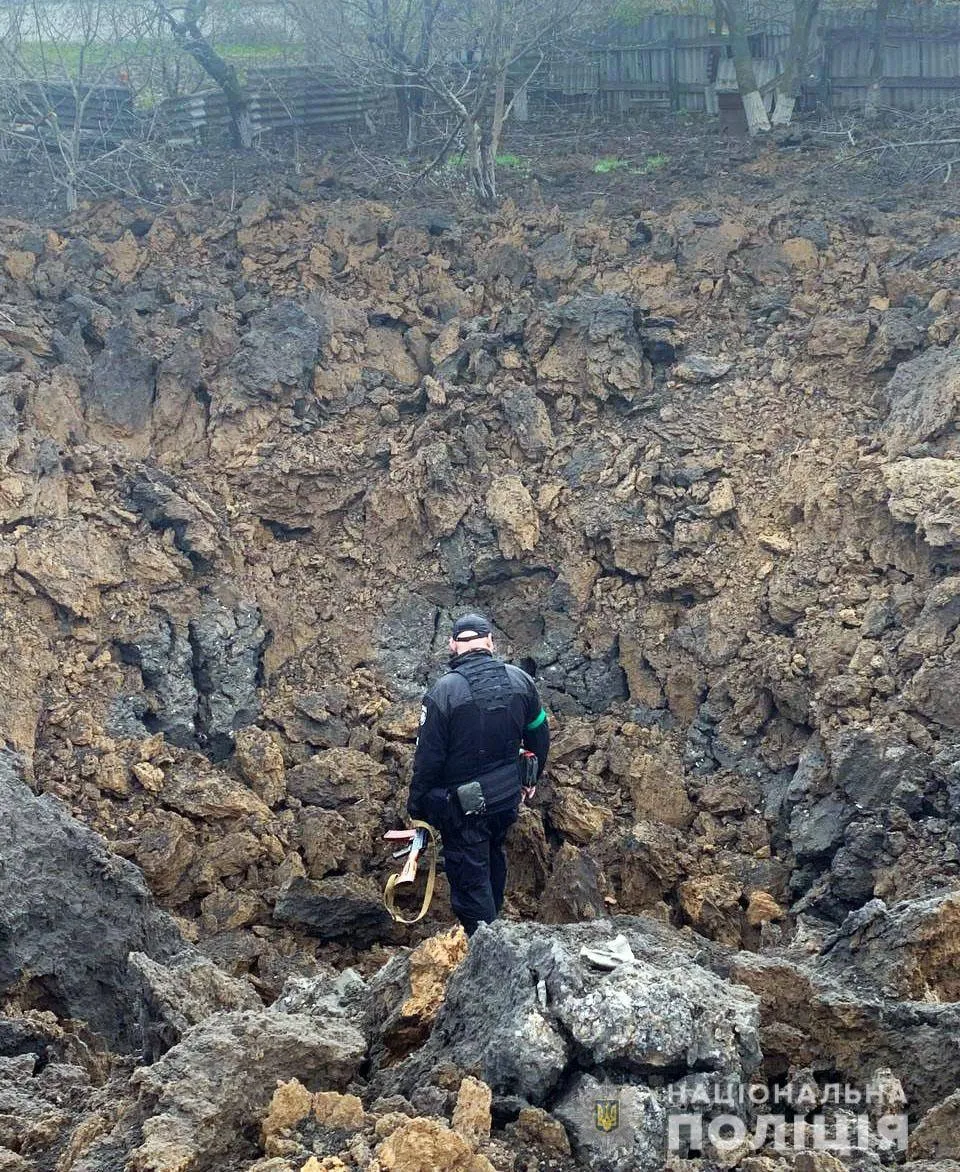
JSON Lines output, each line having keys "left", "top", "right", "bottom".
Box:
{"left": 425, "top": 789, "right": 518, "bottom": 936}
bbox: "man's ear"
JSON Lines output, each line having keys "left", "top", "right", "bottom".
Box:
{"left": 448, "top": 637, "right": 458, "bottom": 653}
{"left": 484, "top": 634, "right": 494, "bottom": 650}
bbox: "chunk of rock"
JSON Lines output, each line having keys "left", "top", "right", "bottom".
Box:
{"left": 235, "top": 726, "right": 286, "bottom": 807}
{"left": 675, "top": 354, "right": 733, "bottom": 383}
{"left": 910, "top": 1089, "right": 960, "bottom": 1160}
{"left": 882, "top": 458, "right": 960, "bottom": 550}
{"left": 274, "top": 875, "right": 391, "bottom": 944}
{"left": 881, "top": 342, "right": 960, "bottom": 456}
{"left": 451, "top": 1076, "right": 492, "bottom": 1144}
{"left": 286, "top": 748, "right": 390, "bottom": 808}
{"left": 0, "top": 750, "right": 183, "bottom": 1052}
{"left": 485, "top": 475, "right": 539, "bottom": 558}
{"left": 128, "top": 1010, "right": 365, "bottom": 1171}
{"left": 368, "top": 928, "right": 468, "bottom": 1066}
{"left": 375, "top": 1117, "right": 495, "bottom": 1172}
{"left": 130, "top": 950, "right": 262, "bottom": 1057}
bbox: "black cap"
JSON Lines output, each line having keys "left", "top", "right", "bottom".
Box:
{"left": 451, "top": 612, "right": 492, "bottom": 639}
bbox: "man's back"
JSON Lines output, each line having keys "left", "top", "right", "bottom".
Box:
{"left": 415, "top": 651, "right": 542, "bottom": 794}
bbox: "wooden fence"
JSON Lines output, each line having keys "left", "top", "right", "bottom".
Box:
{"left": 527, "top": 6, "right": 960, "bottom": 117}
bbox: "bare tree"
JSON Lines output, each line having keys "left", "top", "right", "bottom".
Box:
{"left": 153, "top": 0, "right": 252, "bottom": 147}
{"left": 285, "top": 0, "right": 593, "bottom": 205}
{"left": 279, "top": 0, "right": 437, "bottom": 150}
{"left": 770, "top": 0, "right": 820, "bottom": 126}
{"left": 0, "top": 0, "right": 160, "bottom": 210}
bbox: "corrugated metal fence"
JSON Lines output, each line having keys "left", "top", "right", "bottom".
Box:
{"left": 160, "top": 67, "right": 383, "bottom": 143}
{"left": 14, "top": 7, "right": 960, "bottom": 149}
{"left": 1, "top": 80, "right": 139, "bottom": 140}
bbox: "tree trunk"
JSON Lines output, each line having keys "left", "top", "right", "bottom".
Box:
{"left": 465, "top": 118, "right": 496, "bottom": 208}
{"left": 864, "top": 0, "right": 891, "bottom": 121}
{"left": 722, "top": 0, "right": 770, "bottom": 135}
{"left": 159, "top": 5, "right": 252, "bottom": 148}
{"left": 513, "top": 82, "right": 528, "bottom": 123}
{"left": 771, "top": 0, "right": 820, "bottom": 127}
{"left": 181, "top": 37, "right": 251, "bottom": 147}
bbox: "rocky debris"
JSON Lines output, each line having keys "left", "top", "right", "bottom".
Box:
{"left": 130, "top": 949, "right": 262, "bottom": 1057}
{"left": 273, "top": 875, "right": 392, "bottom": 944}
{"left": 121, "top": 1009, "right": 365, "bottom": 1172}
{"left": 0, "top": 749, "right": 183, "bottom": 1052}
{"left": 13, "top": 520, "right": 125, "bottom": 619}
{"left": 370, "top": 917, "right": 760, "bottom": 1110}
{"left": 730, "top": 915, "right": 960, "bottom": 1116}
{"left": 881, "top": 342, "right": 960, "bottom": 456}
{"left": 8, "top": 139, "right": 960, "bottom": 1172}
{"left": 220, "top": 300, "right": 324, "bottom": 406}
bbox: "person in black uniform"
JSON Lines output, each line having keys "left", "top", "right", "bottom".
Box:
{"left": 407, "top": 612, "right": 550, "bottom": 936}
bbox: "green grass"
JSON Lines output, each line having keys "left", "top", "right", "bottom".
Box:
{"left": 593, "top": 156, "right": 629, "bottom": 174}
{"left": 637, "top": 151, "right": 669, "bottom": 173}
{"left": 495, "top": 152, "right": 529, "bottom": 170}
{"left": 218, "top": 42, "right": 295, "bottom": 63}
{"left": 11, "top": 37, "right": 298, "bottom": 85}
{"left": 593, "top": 153, "right": 670, "bottom": 176}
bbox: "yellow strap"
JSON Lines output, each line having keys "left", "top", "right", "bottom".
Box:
{"left": 383, "top": 819, "right": 438, "bottom": 925}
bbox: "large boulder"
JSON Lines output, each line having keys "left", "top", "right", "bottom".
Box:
{"left": 370, "top": 918, "right": 761, "bottom": 1112}
{"left": 0, "top": 750, "right": 184, "bottom": 1051}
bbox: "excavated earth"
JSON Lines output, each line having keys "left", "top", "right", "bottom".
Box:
{"left": 2, "top": 125, "right": 960, "bottom": 1171}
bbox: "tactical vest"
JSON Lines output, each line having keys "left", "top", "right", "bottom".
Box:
{"left": 451, "top": 654, "right": 522, "bottom": 813}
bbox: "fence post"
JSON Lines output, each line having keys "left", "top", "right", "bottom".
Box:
{"left": 668, "top": 35, "right": 680, "bottom": 111}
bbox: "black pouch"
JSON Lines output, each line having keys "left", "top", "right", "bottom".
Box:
{"left": 456, "top": 780, "right": 487, "bottom": 817}
{"left": 475, "top": 758, "right": 522, "bottom": 815}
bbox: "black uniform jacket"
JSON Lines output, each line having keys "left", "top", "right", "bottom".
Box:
{"left": 407, "top": 650, "right": 549, "bottom": 820}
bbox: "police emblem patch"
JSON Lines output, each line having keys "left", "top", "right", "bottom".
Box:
{"left": 594, "top": 1099, "right": 620, "bottom": 1133}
